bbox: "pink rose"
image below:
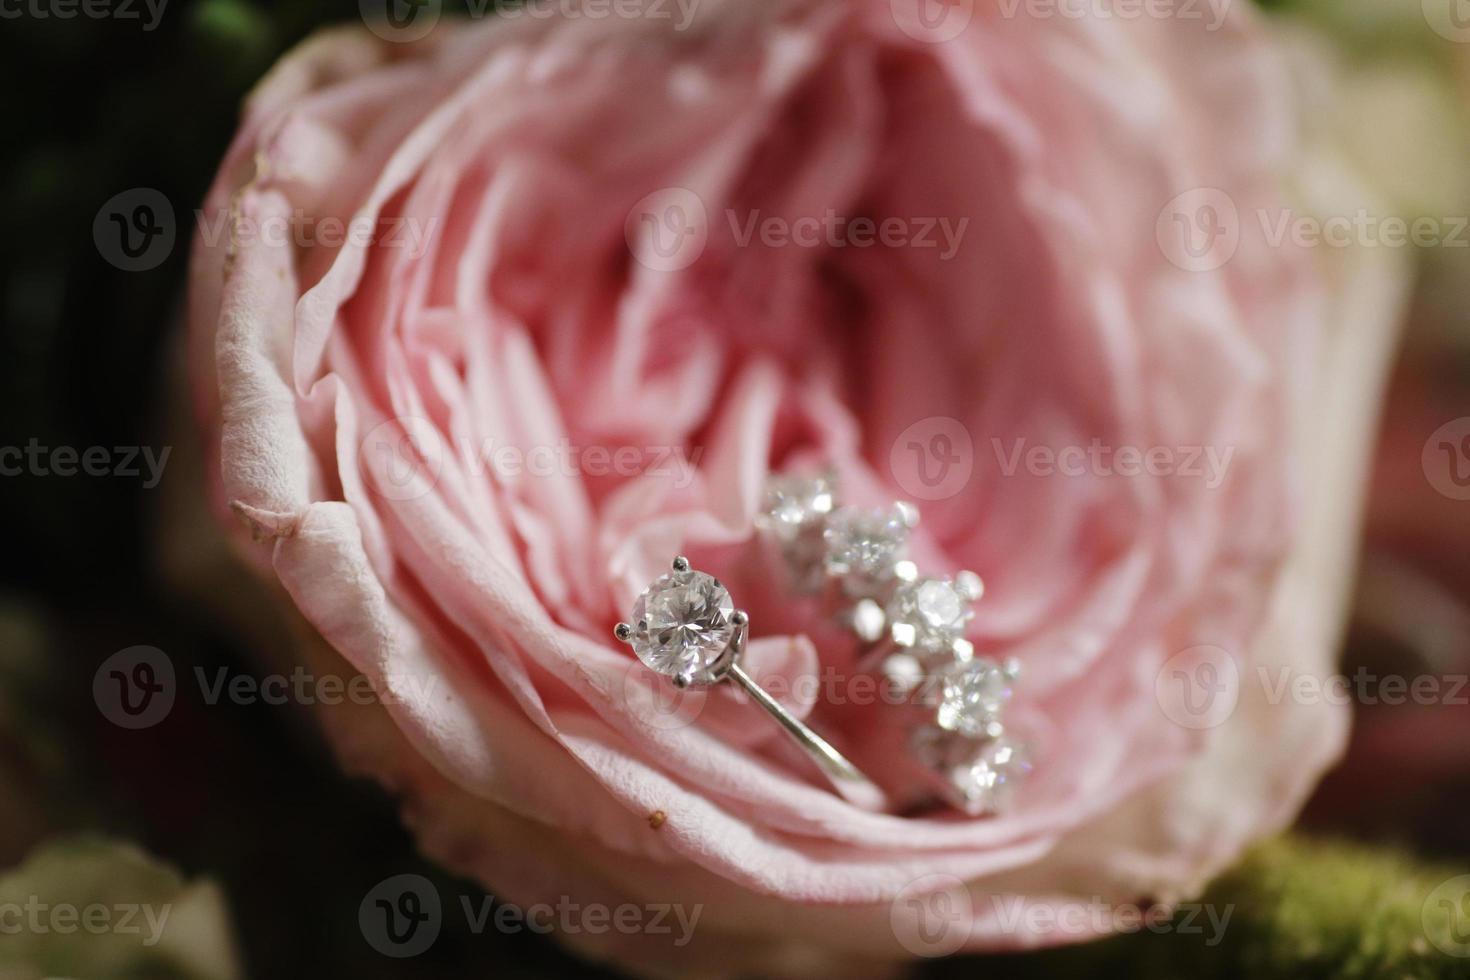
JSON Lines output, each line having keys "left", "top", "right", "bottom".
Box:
{"left": 185, "top": 1, "right": 1401, "bottom": 974}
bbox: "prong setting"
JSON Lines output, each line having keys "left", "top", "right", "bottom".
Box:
{"left": 613, "top": 622, "right": 634, "bottom": 643}
{"left": 671, "top": 555, "right": 691, "bottom": 573}
{"left": 754, "top": 469, "right": 1029, "bottom": 817}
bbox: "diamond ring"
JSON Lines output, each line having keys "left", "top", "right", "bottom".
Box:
{"left": 615, "top": 556, "right": 884, "bottom": 810}
{"left": 756, "top": 472, "right": 1032, "bottom": 816}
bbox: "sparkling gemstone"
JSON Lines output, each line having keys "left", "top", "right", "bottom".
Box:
{"left": 950, "top": 736, "right": 1030, "bottom": 815}
{"left": 849, "top": 598, "right": 888, "bottom": 644}
{"left": 888, "top": 577, "right": 974, "bottom": 651}
{"left": 757, "top": 474, "right": 836, "bottom": 594}
{"left": 935, "top": 659, "right": 1012, "bottom": 737}
{"left": 628, "top": 569, "right": 735, "bottom": 681}
{"left": 757, "top": 474, "right": 834, "bottom": 540}
{"left": 823, "top": 505, "right": 911, "bottom": 596}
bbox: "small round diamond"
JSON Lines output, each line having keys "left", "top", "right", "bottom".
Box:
{"left": 628, "top": 569, "right": 735, "bottom": 681}
{"left": 936, "top": 659, "right": 1012, "bottom": 737}
{"left": 757, "top": 474, "right": 836, "bottom": 593}
{"left": 888, "top": 577, "right": 973, "bottom": 651}
{"left": 823, "top": 506, "right": 910, "bottom": 596}
{"left": 950, "top": 736, "right": 1030, "bottom": 815}
{"left": 758, "top": 474, "right": 834, "bottom": 540}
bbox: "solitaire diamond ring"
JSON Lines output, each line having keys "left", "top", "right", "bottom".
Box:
{"left": 615, "top": 557, "right": 883, "bottom": 810}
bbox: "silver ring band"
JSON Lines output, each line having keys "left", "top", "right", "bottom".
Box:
{"left": 615, "top": 556, "right": 883, "bottom": 810}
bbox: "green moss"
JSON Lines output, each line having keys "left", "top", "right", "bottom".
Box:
{"left": 1200, "top": 836, "right": 1468, "bottom": 979}
{"left": 963, "top": 836, "right": 1470, "bottom": 980}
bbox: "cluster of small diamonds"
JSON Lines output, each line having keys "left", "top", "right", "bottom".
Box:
{"left": 755, "top": 473, "right": 1030, "bottom": 815}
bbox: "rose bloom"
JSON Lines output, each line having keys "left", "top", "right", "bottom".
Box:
{"left": 184, "top": 1, "right": 1405, "bottom": 974}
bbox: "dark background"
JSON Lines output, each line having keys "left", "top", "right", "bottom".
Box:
{"left": 0, "top": 1, "right": 1467, "bottom": 978}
